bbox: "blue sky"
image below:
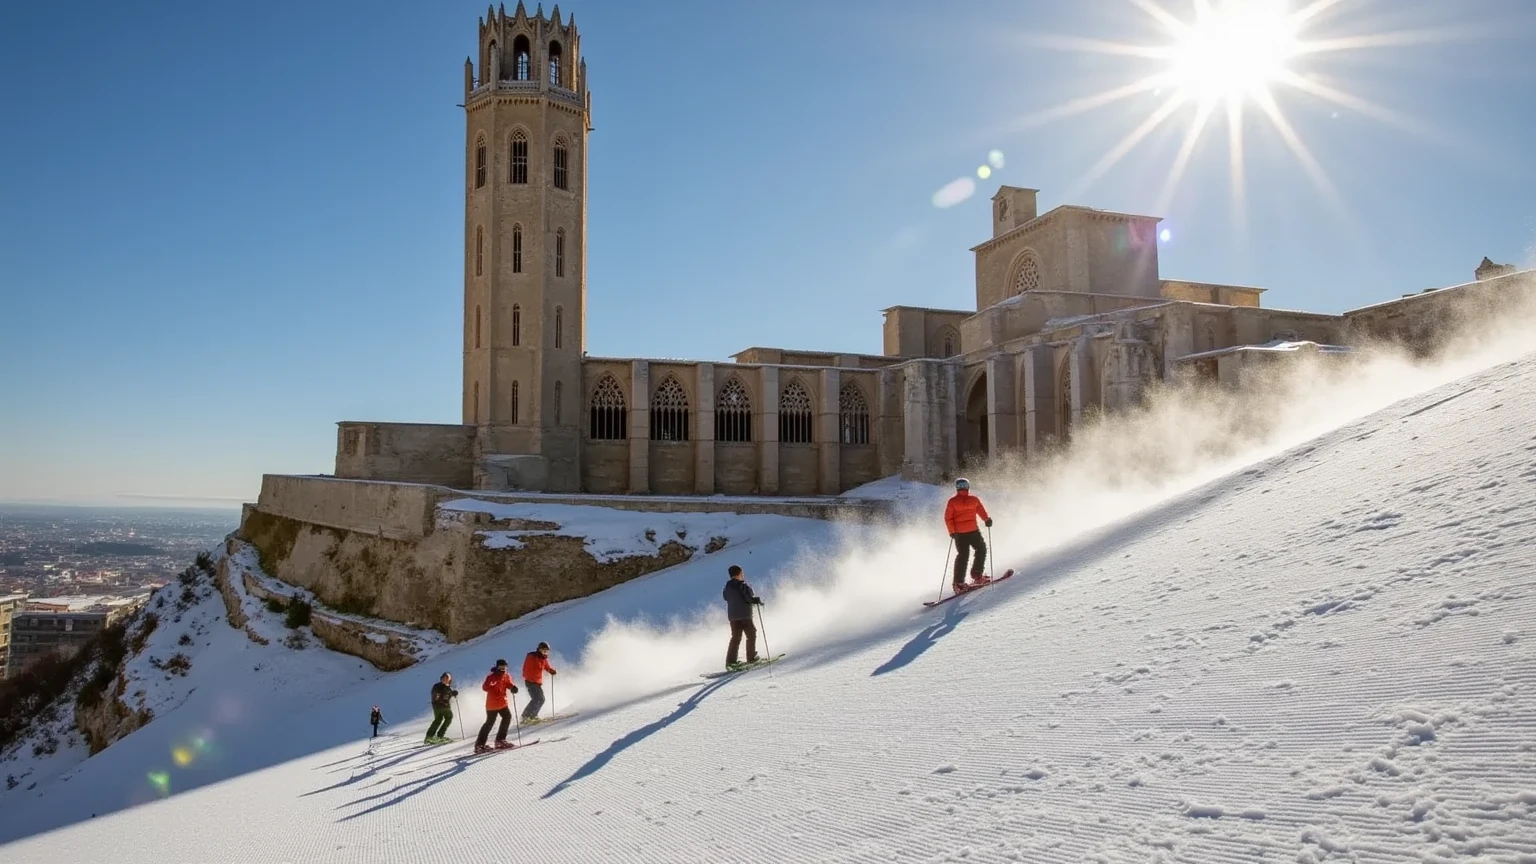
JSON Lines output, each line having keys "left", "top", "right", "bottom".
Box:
{"left": 2, "top": 0, "right": 1533, "bottom": 505}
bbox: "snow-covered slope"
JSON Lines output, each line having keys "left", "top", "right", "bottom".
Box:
{"left": 3, "top": 346, "right": 1535, "bottom": 862}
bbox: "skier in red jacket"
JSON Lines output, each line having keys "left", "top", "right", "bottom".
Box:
{"left": 944, "top": 478, "right": 994, "bottom": 593}
{"left": 520, "top": 642, "right": 557, "bottom": 724}
{"left": 474, "top": 659, "right": 520, "bottom": 753}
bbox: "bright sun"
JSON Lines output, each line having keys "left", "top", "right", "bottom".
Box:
{"left": 1164, "top": 2, "right": 1302, "bottom": 103}
{"left": 992, "top": 0, "right": 1452, "bottom": 225}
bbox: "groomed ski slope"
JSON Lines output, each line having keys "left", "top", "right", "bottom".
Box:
{"left": 3, "top": 351, "right": 1536, "bottom": 862}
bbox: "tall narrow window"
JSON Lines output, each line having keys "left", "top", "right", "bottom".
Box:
{"left": 474, "top": 305, "right": 481, "bottom": 349}
{"left": 553, "top": 141, "right": 568, "bottom": 190}
{"left": 554, "top": 306, "right": 563, "bottom": 349}
{"left": 509, "top": 130, "right": 528, "bottom": 184}
{"left": 475, "top": 227, "right": 484, "bottom": 276}
{"left": 512, "top": 304, "right": 521, "bottom": 346}
{"left": 512, "top": 225, "right": 523, "bottom": 273}
{"left": 779, "top": 379, "right": 813, "bottom": 444}
{"left": 512, "top": 35, "right": 531, "bottom": 80}
{"left": 589, "top": 375, "right": 627, "bottom": 440}
{"left": 511, "top": 381, "right": 519, "bottom": 424}
{"left": 548, "top": 41, "right": 563, "bottom": 87}
{"left": 839, "top": 382, "right": 870, "bottom": 445}
{"left": 716, "top": 377, "right": 752, "bottom": 442}
{"left": 475, "top": 138, "right": 486, "bottom": 188}
{"left": 554, "top": 381, "right": 563, "bottom": 425}
{"left": 651, "top": 375, "right": 691, "bottom": 441}
{"left": 555, "top": 229, "right": 565, "bottom": 277}
{"left": 473, "top": 381, "right": 480, "bottom": 424}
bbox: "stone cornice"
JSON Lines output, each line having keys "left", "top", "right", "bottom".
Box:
{"left": 970, "top": 204, "right": 1162, "bottom": 254}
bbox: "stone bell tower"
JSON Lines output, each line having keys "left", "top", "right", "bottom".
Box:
{"left": 462, "top": 2, "right": 591, "bottom": 492}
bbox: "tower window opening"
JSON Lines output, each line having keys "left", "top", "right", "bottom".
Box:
{"left": 555, "top": 305, "right": 563, "bottom": 349}
{"left": 473, "top": 381, "right": 480, "bottom": 424}
{"left": 555, "top": 228, "right": 565, "bottom": 277}
{"left": 555, "top": 381, "right": 563, "bottom": 426}
{"left": 512, "top": 304, "right": 521, "bottom": 346}
{"left": 553, "top": 141, "right": 569, "bottom": 190}
{"left": 548, "top": 41, "right": 563, "bottom": 87}
{"left": 474, "top": 305, "right": 481, "bottom": 348}
{"left": 513, "top": 35, "right": 531, "bottom": 81}
{"left": 475, "top": 139, "right": 486, "bottom": 188}
{"left": 511, "top": 381, "right": 520, "bottom": 424}
{"left": 475, "top": 227, "right": 484, "bottom": 277}
{"left": 512, "top": 225, "right": 523, "bottom": 273}
{"left": 510, "top": 130, "right": 528, "bottom": 184}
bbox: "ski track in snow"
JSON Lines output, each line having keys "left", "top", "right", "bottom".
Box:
{"left": 1, "top": 358, "right": 1535, "bottom": 862}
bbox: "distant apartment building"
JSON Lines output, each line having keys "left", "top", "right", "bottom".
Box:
{"left": 7, "top": 595, "right": 143, "bottom": 675}
{"left": 0, "top": 594, "right": 25, "bottom": 679}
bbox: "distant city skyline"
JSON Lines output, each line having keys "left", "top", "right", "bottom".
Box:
{"left": 3, "top": 0, "right": 1534, "bottom": 503}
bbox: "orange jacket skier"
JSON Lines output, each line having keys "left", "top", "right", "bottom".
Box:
{"left": 944, "top": 478, "right": 993, "bottom": 592}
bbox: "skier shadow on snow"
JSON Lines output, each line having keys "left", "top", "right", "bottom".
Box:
{"left": 871, "top": 600, "right": 969, "bottom": 677}
{"left": 333, "top": 740, "right": 527, "bottom": 822}
{"left": 541, "top": 675, "right": 738, "bottom": 799}
{"left": 302, "top": 743, "right": 438, "bottom": 797}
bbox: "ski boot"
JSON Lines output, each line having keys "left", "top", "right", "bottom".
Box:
{"left": 494, "top": 740, "right": 515, "bottom": 750}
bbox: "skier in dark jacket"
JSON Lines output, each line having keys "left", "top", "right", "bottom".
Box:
{"left": 369, "top": 705, "right": 386, "bottom": 738}
{"left": 425, "top": 673, "right": 457, "bottom": 745}
{"left": 722, "top": 564, "right": 763, "bottom": 670}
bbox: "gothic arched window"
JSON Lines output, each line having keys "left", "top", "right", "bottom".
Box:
{"left": 651, "top": 375, "right": 690, "bottom": 441}
{"left": 509, "top": 129, "right": 528, "bottom": 184}
{"left": 472, "top": 381, "right": 480, "bottom": 424}
{"left": 555, "top": 229, "right": 565, "bottom": 277}
{"left": 554, "top": 305, "right": 563, "bottom": 349}
{"left": 511, "top": 224, "right": 523, "bottom": 273}
{"left": 475, "top": 137, "right": 487, "bottom": 188}
{"left": 554, "top": 381, "right": 563, "bottom": 425}
{"left": 475, "top": 227, "right": 484, "bottom": 277}
{"left": 779, "top": 379, "right": 813, "bottom": 444}
{"left": 839, "top": 382, "right": 870, "bottom": 445}
{"left": 553, "top": 138, "right": 569, "bottom": 191}
{"left": 589, "top": 375, "right": 626, "bottom": 440}
{"left": 474, "top": 305, "right": 481, "bottom": 349}
{"left": 716, "top": 377, "right": 752, "bottom": 443}
{"left": 510, "top": 381, "right": 519, "bottom": 424}
{"left": 512, "top": 304, "right": 521, "bottom": 346}
{"left": 939, "top": 327, "right": 959, "bottom": 358}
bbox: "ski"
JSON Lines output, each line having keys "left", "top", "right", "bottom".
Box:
{"left": 468, "top": 739, "right": 541, "bottom": 757}
{"left": 923, "top": 569, "right": 1015, "bottom": 608}
{"left": 701, "top": 653, "right": 786, "bottom": 679}
{"left": 525, "top": 712, "right": 579, "bottom": 725}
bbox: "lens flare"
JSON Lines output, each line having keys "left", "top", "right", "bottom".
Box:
{"left": 988, "top": 149, "right": 1006, "bottom": 169}
{"left": 172, "top": 747, "right": 193, "bottom": 767}
{"left": 932, "top": 177, "right": 976, "bottom": 209}
{"left": 147, "top": 770, "right": 171, "bottom": 796}
{"left": 1159, "top": 228, "right": 1172, "bottom": 243}
{"left": 977, "top": 165, "right": 993, "bottom": 179}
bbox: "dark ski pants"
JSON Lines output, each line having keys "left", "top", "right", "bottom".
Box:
{"left": 477, "top": 707, "right": 512, "bottom": 747}
{"left": 521, "top": 682, "right": 545, "bottom": 720}
{"left": 727, "top": 617, "right": 759, "bottom": 666}
{"left": 952, "top": 530, "right": 987, "bottom": 586}
{"left": 426, "top": 706, "right": 453, "bottom": 739}
{"left": 371, "top": 722, "right": 380, "bottom": 738}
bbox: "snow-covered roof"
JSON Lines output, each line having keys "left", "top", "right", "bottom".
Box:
{"left": 21, "top": 594, "right": 142, "bottom": 613}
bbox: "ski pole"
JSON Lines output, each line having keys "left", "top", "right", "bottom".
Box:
{"left": 987, "top": 524, "right": 995, "bottom": 582}
{"left": 549, "top": 675, "right": 555, "bottom": 720}
{"left": 511, "top": 692, "right": 523, "bottom": 745}
{"left": 454, "top": 695, "right": 465, "bottom": 741}
{"left": 936, "top": 537, "right": 954, "bottom": 602}
{"left": 755, "top": 603, "right": 773, "bottom": 678}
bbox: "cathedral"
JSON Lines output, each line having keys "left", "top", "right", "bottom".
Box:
{"left": 331, "top": 4, "right": 1530, "bottom": 496}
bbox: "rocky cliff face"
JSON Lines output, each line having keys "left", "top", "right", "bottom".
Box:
{"left": 237, "top": 506, "right": 719, "bottom": 643}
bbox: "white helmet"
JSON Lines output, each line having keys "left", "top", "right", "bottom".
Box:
{"left": 954, "top": 478, "right": 970, "bottom": 491}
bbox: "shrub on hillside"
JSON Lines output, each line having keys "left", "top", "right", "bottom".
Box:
{"left": 0, "top": 618, "right": 130, "bottom": 752}
{"left": 284, "top": 598, "right": 312, "bottom": 629}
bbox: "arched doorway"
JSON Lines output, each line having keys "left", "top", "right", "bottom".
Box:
{"left": 961, "top": 372, "right": 988, "bottom": 466}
